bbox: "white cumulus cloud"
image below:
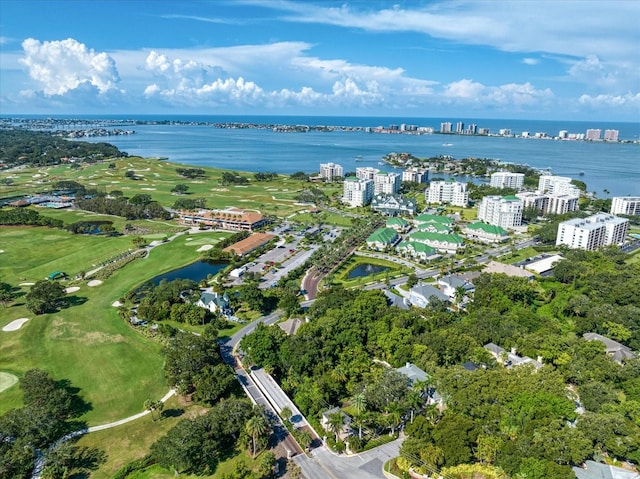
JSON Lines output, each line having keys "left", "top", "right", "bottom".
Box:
{"left": 20, "top": 38, "right": 120, "bottom": 95}
{"left": 442, "top": 79, "right": 553, "bottom": 108}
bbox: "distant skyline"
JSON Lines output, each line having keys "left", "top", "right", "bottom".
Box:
{"left": 1, "top": 0, "right": 639, "bottom": 121}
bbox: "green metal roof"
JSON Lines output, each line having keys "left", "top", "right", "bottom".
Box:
{"left": 414, "top": 214, "right": 453, "bottom": 224}
{"left": 409, "top": 231, "right": 464, "bottom": 244}
{"left": 386, "top": 217, "right": 409, "bottom": 226}
{"left": 366, "top": 227, "right": 398, "bottom": 244}
{"left": 397, "top": 241, "right": 436, "bottom": 254}
{"left": 417, "top": 222, "right": 451, "bottom": 232}
{"left": 502, "top": 195, "right": 521, "bottom": 201}
{"left": 466, "top": 222, "right": 508, "bottom": 235}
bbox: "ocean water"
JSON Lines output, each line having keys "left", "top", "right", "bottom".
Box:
{"left": 35, "top": 115, "right": 640, "bottom": 196}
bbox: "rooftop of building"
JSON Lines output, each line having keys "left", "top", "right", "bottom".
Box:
{"left": 409, "top": 231, "right": 464, "bottom": 244}
{"left": 366, "top": 227, "right": 398, "bottom": 244}
{"left": 465, "top": 222, "right": 508, "bottom": 235}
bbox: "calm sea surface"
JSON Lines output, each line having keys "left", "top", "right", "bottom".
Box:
{"left": 48, "top": 115, "right": 640, "bottom": 196}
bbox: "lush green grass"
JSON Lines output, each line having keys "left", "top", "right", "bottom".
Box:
{"left": 1, "top": 157, "right": 342, "bottom": 217}
{"left": 74, "top": 396, "right": 206, "bottom": 479}
{"left": 293, "top": 211, "right": 354, "bottom": 227}
{"left": 0, "top": 226, "right": 135, "bottom": 283}
{"left": 0, "top": 228, "right": 233, "bottom": 423}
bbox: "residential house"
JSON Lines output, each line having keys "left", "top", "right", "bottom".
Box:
{"left": 278, "top": 317, "right": 305, "bottom": 336}
{"left": 413, "top": 214, "right": 453, "bottom": 227}
{"left": 437, "top": 274, "right": 475, "bottom": 300}
{"left": 386, "top": 217, "right": 410, "bottom": 233}
{"left": 371, "top": 193, "right": 417, "bottom": 216}
{"left": 463, "top": 222, "right": 509, "bottom": 243}
{"left": 583, "top": 333, "right": 637, "bottom": 364}
{"left": 408, "top": 231, "right": 464, "bottom": 254}
{"left": 196, "top": 291, "right": 231, "bottom": 315}
{"left": 396, "top": 362, "right": 428, "bottom": 385}
{"left": 366, "top": 227, "right": 399, "bottom": 250}
{"left": 482, "top": 260, "right": 534, "bottom": 280}
{"left": 396, "top": 241, "right": 439, "bottom": 261}
{"left": 417, "top": 221, "right": 452, "bottom": 234}
{"left": 320, "top": 407, "right": 352, "bottom": 441}
{"left": 408, "top": 284, "right": 450, "bottom": 308}
{"left": 484, "top": 343, "right": 542, "bottom": 369}
{"left": 573, "top": 460, "right": 640, "bottom": 479}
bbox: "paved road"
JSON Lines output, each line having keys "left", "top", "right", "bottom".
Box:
{"left": 294, "top": 437, "right": 403, "bottom": 479}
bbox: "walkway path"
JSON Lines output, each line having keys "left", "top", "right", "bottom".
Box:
{"left": 31, "top": 389, "right": 175, "bottom": 479}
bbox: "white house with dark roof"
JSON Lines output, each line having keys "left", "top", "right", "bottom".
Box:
{"left": 371, "top": 193, "right": 417, "bottom": 216}
{"left": 408, "top": 283, "right": 450, "bottom": 308}
{"left": 583, "top": 333, "right": 637, "bottom": 364}
{"left": 437, "top": 274, "right": 475, "bottom": 300}
{"left": 196, "top": 290, "right": 231, "bottom": 315}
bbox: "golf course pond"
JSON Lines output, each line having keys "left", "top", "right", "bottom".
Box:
{"left": 347, "top": 263, "right": 390, "bottom": 279}
{"left": 150, "top": 260, "right": 228, "bottom": 284}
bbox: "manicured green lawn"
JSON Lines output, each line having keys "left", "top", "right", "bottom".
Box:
{"left": 0, "top": 228, "right": 232, "bottom": 424}
{"left": 331, "top": 255, "right": 410, "bottom": 288}
{"left": 0, "top": 226, "right": 135, "bottom": 283}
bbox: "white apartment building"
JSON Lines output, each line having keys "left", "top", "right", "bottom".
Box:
{"left": 611, "top": 197, "right": 640, "bottom": 216}
{"left": 342, "top": 177, "right": 374, "bottom": 207}
{"left": 402, "top": 167, "right": 428, "bottom": 184}
{"left": 319, "top": 162, "right": 343, "bottom": 182}
{"left": 538, "top": 175, "right": 580, "bottom": 196}
{"left": 426, "top": 180, "right": 469, "bottom": 207}
{"left": 477, "top": 195, "right": 523, "bottom": 228}
{"left": 490, "top": 172, "right": 525, "bottom": 189}
{"left": 517, "top": 191, "right": 579, "bottom": 216}
{"left": 556, "top": 213, "right": 629, "bottom": 250}
{"left": 355, "top": 167, "right": 379, "bottom": 180}
{"left": 440, "top": 122, "right": 452, "bottom": 133}
{"left": 374, "top": 172, "right": 401, "bottom": 195}
{"left": 546, "top": 193, "right": 580, "bottom": 215}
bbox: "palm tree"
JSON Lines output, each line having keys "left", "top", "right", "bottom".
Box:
{"left": 144, "top": 398, "right": 156, "bottom": 421}
{"left": 385, "top": 404, "right": 403, "bottom": 436}
{"left": 327, "top": 412, "right": 344, "bottom": 443}
{"left": 154, "top": 399, "right": 164, "bottom": 420}
{"left": 297, "top": 430, "right": 313, "bottom": 451}
{"left": 454, "top": 285, "right": 467, "bottom": 306}
{"left": 246, "top": 415, "right": 268, "bottom": 458}
{"left": 352, "top": 393, "right": 367, "bottom": 439}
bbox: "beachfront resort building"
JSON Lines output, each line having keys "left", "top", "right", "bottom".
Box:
{"left": 556, "top": 213, "right": 629, "bottom": 251}
{"left": 342, "top": 177, "right": 374, "bottom": 207}
{"left": 517, "top": 191, "right": 579, "bottom": 216}
{"left": 477, "top": 195, "right": 523, "bottom": 228}
{"left": 490, "top": 172, "right": 525, "bottom": 190}
{"left": 319, "top": 162, "right": 343, "bottom": 182}
{"left": 402, "top": 167, "right": 428, "bottom": 184}
{"left": 463, "top": 222, "right": 509, "bottom": 243}
{"left": 611, "top": 196, "right": 640, "bottom": 216}
{"left": 426, "top": 179, "right": 469, "bottom": 207}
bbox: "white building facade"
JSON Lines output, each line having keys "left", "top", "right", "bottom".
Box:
{"left": 426, "top": 180, "right": 469, "bottom": 207}
{"left": 477, "top": 195, "right": 523, "bottom": 228}
{"left": 355, "top": 167, "right": 379, "bottom": 181}
{"left": 611, "top": 197, "right": 640, "bottom": 216}
{"left": 374, "top": 172, "right": 402, "bottom": 195}
{"left": 319, "top": 162, "right": 343, "bottom": 182}
{"left": 556, "top": 213, "right": 629, "bottom": 250}
{"left": 402, "top": 167, "right": 429, "bottom": 184}
{"left": 538, "top": 175, "right": 580, "bottom": 196}
{"left": 342, "top": 177, "right": 374, "bottom": 207}
{"left": 490, "top": 172, "right": 525, "bottom": 189}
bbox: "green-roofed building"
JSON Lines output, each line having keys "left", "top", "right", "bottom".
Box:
{"left": 414, "top": 214, "right": 453, "bottom": 225}
{"left": 366, "top": 227, "right": 400, "bottom": 250}
{"left": 417, "top": 222, "right": 452, "bottom": 234}
{"left": 463, "top": 221, "right": 510, "bottom": 243}
{"left": 408, "top": 231, "right": 464, "bottom": 253}
{"left": 396, "top": 241, "right": 439, "bottom": 261}
{"left": 386, "top": 217, "right": 410, "bottom": 232}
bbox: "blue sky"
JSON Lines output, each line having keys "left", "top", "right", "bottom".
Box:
{"left": 1, "top": 0, "right": 639, "bottom": 121}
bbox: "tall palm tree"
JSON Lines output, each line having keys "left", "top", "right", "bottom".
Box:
{"left": 246, "top": 415, "right": 268, "bottom": 458}
{"left": 327, "top": 412, "right": 344, "bottom": 443}
{"left": 352, "top": 393, "right": 367, "bottom": 439}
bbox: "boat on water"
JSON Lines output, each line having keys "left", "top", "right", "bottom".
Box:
{"left": 579, "top": 171, "right": 585, "bottom": 176}
{"left": 442, "top": 143, "right": 453, "bottom": 147}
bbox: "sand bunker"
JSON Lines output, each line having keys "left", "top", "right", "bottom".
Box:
{"left": 19, "top": 282, "right": 35, "bottom": 286}
{"left": 186, "top": 238, "right": 193, "bottom": 241}
{"left": 112, "top": 300, "right": 123, "bottom": 307}
{"left": 65, "top": 286, "right": 80, "bottom": 293}
{"left": 141, "top": 187, "right": 156, "bottom": 190}
{"left": 3, "top": 318, "right": 29, "bottom": 332}
{"left": 87, "top": 280, "right": 103, "bottom": 287}
{"left": 0, "top": 250, "right": 4, "bottom": 253}
{"left": 197, "top": 244, "right": 214, "bottom": 252}
{"left": 0, "top": 372, "right": 19, "bottom": 393}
